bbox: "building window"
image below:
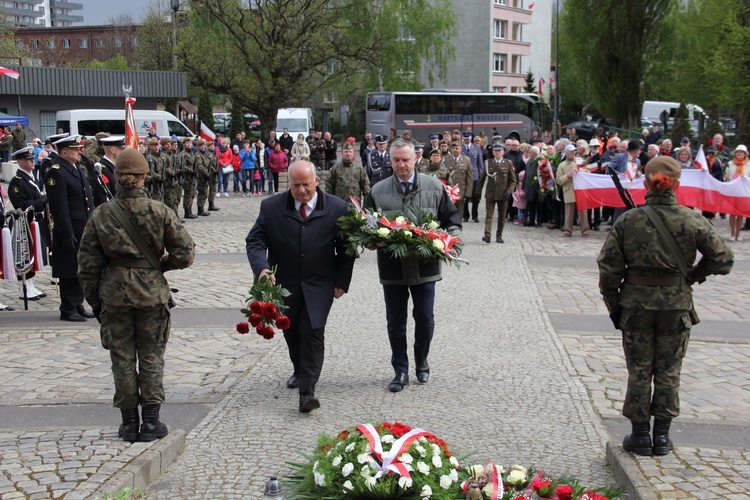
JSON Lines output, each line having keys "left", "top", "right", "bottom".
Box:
{"left": 493, "top": 53, "right": 507, "bottom": 73}
{"left": 112, "top": 37, "right": 122, "bottom": 48}
{"left": 62, "top": 39, "right": 70, "bottom": 48}
{"left": 130, "top": 36, "right": 137, "bottom": 47}
{"left": 30, "top": 39, "right": 39, "bottom": 49}
{"left": 493, "top": 86, "right": 506, "bottom": 93}
{"left": 47, "top": 39, "right": 56, "bottom": 48}
{"left": 512, "top": 55, "right": 522, "bottom": 74}
{"left": 78, "top": 38, "right": 87, "bottom": 48}
{"left": 15, "top": 40, "right": 23, "bottom": 48}
{"left": 493, "top": 19, "right": 507, "bottom": 39}
{"left": 95, "top": 38, "right": 104, "bottom": 48}
{"left": 494, "top": 0, "right": 506, "bottom": 5}
{"left": 513, "top": 22, "right": 523, "bottom": 41}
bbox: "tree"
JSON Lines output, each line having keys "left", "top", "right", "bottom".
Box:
{"left": 700, "top": 104, "right": 725, "bottom": 146}
{"left": 134, "top": 0, "right": 173, "bottom": 71}
{"left": 525, "top": 70, "right": 535, "bottom": 94}
{"left": 198, "top": 90, "right": 214, "bottom": 131}
{"left": 0, "top": 13, "right": 26, "bottom": 61}
{"left": 229, "top": 103, "right": 244, "bottom": 137}
{"left": 670, "top": 103, "right": 692, "bottom": 143}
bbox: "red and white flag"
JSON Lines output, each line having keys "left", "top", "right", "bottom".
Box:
{"left": 528, "top": 2, "right": 535, "bottom": 9}
{"left": 200, "top": 121, "right": 216, "bottom": 142}
{"left": 124, "top": 97, "right": 139, "bottom": 149}
{"left": 573, "top": 169, "right": 750, "bottom": 217}
{"left": 538, "top": 77, "right": 545, "bottom": 95}
{"left": 0, "top": 67, "right": 20, "bottom": 79}
{"left": 695, "top": 145, "right": 708, "bottom": 171}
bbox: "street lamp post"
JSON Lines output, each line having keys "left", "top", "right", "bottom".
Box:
{"left": 553, "top": 0, "right": 559, "bottom": 142}
{"left": 171, "top": 0, "right": 179, "bottom": 72}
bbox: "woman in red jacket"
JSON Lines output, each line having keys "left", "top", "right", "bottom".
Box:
{"left": 217, "top": 138, "right": 234, "bottom": 197}
{"left": 267, "top": 142, "right": 289, "bottom": 193}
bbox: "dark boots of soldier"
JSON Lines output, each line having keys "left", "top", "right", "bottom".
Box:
{"left": 197, "top": 207, "right": 210, "bottom": 216}
{"left": 118, "top": 408, "right": 139, "bottom": 442}
{"left": 184, "top": 209, "right": 197, "bottom": 219}
{"left": 139, "top": 404, "right": 169, "bottom": 442}
{"left": 652, "top": 418, "right": 674, "bottom": 456}
{"left": 208, "top": 203, "right": 220, "bottom": 211}
{"left": 622, "top": 420, "right": 653, "bottom": 456}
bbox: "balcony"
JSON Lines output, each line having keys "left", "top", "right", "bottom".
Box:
{"left": 1, "top": 7, "right": 44, "bottom": 18}
{"left": 50, "top": 13, "right": 84, "bottom": 23}
{"left": 49, "top": 1, "right": 84, "bottom": 9}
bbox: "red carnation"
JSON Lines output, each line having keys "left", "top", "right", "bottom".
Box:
{"left": 337, "top": 430, "right": 349, "bottom": 440}
{"left": 275, "top": 315, "right": 291, "bottom": 330}
{"left": 262, "top": 302, "right": 278, "bottom": 319}
{"left": 249, "top": 301, "right": 263, "bottom": 314}
{"left": 249, "top": 314, "right": 262, "bottom": 327}
{"left": 555, "top": 484, "right": 573, "bottom": 500}
{"left": 236, "top": 322, "right": 250, "bottom": 334}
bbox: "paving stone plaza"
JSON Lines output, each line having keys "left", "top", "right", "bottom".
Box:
{"left": 1, "top": 174, "right": 749, "bottom": 499}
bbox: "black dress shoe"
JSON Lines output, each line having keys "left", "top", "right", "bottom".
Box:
{"left": 286, "top": 374, "right": 299, "bottom": 389}
{"left": 77, "top": 308, "right": 96, "bottom": 319}
{"left": 299, "top": 394, "right": 320, "bottom": 413}
{"left": 416, "top": 361, "right": 430, "bottom": 383}
{"left": 389, "top": 373, "right": 409, "bottom": 392}
{"left": 472, "top": 218, "right": 480, "bottom": 223}
{"left": 19, "top": 295, "right": 40, "bottom": 301}
{"left": 61, "top": 313, "right": 87, "bottom": 322}
{"left": 481, "top": 236, "right": 490, "bottom": 243}
{"left": 462, "top": 217, "right": 469, "bottom": 222}
{"left": 496, "top": 236, "right": 504, "bottom": 243}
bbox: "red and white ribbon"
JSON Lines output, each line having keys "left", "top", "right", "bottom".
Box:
{"left": 355, "top": 423, "right": 434, "bottom": 479}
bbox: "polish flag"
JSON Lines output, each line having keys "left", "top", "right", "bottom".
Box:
{"left": 200, "top": 121, "right": 216, "bottom": 142}
{"left": 695, "top": 145, "right": 708, "bottom": 171}
{"left": 528, "top": 2, "right": 535, "bottom": 9}
{"left": 0, "top": 67, "right": 20, "bottom": 79}
{"left": 538, "top": 77, "right": 545, "bottom": 95}
{"left": 124, "top": 97, "right": 139, "bottom": 149}
{"left": 573, "top": 169, "right": 750, "bottom": 217}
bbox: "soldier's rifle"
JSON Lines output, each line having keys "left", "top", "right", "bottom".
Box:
{"left": 606, "top": 163, "right": 636, "bottom": 210}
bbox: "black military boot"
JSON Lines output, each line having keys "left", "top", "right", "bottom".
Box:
{"left": 139, "top": 404, "right": 169, "bottom": 442}
{"left": 652, "top": 418, "right": 674, "bottom": 456}
{"left": 184, "top": 209, "right": 197, "bottom": 219}
{"left": 197, "top": 208, "right": 210, "bottom": 216}
{"left": 622, "top": 420, "right": 653, "bottom": 456}
{"left": 208, "top": 203, "right": 220, "bottom": 211}
{"left": 118, "top": 408, "right": 139, "bottom": 442}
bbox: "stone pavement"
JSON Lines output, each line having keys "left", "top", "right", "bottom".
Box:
{"left": 1, "top": 175, "right": 748, "bottom": 498}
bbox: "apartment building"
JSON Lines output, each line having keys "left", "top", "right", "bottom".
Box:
{"left": 1, "top": 0, "right": 83, "bottom": 27}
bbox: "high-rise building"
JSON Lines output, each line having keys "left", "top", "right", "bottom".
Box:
{"left": 1, "top": 0, "right": 83, "bottom": 27}
{"left": 423, "top": 0, "right": 552, "bottom": 95}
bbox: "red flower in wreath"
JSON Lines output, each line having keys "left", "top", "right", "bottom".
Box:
{"left": 337, "top": 429, "right": 349, "bottom": 440}
{"left": 236, "top": 322, "right": 250, "bottom": 334}
{"left": 249, "top": 301, "right": 263, "bottom": 314}
{"left": 275, "top": 315, "right": 291, "bottom": 330}
{"left": 555, "top": 484, "right": 573, "bottom": 500}
{"left": 249, "top": 314, "right": 262, "bottom": 327}
{"left": 262, "top": 302, "right": 278, "bottom": 320}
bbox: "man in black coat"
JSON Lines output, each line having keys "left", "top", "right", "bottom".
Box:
{"left": 90, "top": 136, "right": 124, "bottom": 206}
{"left": 45, "top": 135, "right": 95, "bottom": 322}
{"left": 245, "top": 161, "right": 355, "bottom": 413}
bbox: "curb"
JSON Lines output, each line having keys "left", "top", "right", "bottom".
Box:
{"left": 605, "top": 441, "right": 658, "bottom": 500}
{"left": 93, "top": 429, "right": 186, "bottom": 498}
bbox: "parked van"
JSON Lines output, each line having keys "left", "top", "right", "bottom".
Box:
{"left": 56, "top": 109, "right": 195, "bottom": 140}
{"left": 275, "top": 108, "right": 313, "bottom": 140}
{"left": 641, "top": 101, "right": 706, "bottom": 135}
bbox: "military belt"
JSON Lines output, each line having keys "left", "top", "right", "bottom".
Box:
{"left": 108, "top": 257, "right": 153, "bottom": 269}
{"left": 624, "top": 274, "right": 685, "bottom": 286}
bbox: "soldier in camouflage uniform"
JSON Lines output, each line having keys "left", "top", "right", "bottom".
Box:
{"left": 311, "top": 130, "right": 327, "bottom": 171}
{"left": 159, "top": 138, "right": 177, "bottom": 214}
{"left": 77, "top": 148, "right": 195, "bottom": 442}
{"left": 478, "top": 144, "right": 517, "bottom": 243}
{"left": 145, "top": 138, "right": 165, "bottom": 202}
{"left": 194, "top": 139, "right": 212, "bottom": 216}
{"left": 419, "top": 149, "right": 449, "bottom": 181}
{"left": 324, "top": 142, "right": 370, "bottom": 208}
{"left": 444, "top": 141, "right": 473, "bottom": 222}
{"left": 206, "top": 141, "right": 220, "bottom": 212}
{"left": 180, "top": 138, "right": 198, "bottom": 219}
{"left": 597, "top": 156, "right": 733, "bottom": 457}
{"left": 79, "top": 132, "right": 108, "bottom": 183}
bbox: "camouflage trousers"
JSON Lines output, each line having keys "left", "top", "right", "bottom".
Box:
{"left": 208, "top": 174, "right": 217, "bottom": 207}
{"left": 182, "top": 177, "right": 196, "bottom": 212}
{"left": 151, "top": 184, "right": 164, "bottom": 203}
{"left": 621, "top": 308, "right": 691, "bottom": 421}
{"left": 100, "top": 303, "right": 172, "bottom": 409}
{"left": 164, "top": 184, "right": 182, "bottom": 216}
{"left": 196, "top": 178, "right": 209, "bottom": 211}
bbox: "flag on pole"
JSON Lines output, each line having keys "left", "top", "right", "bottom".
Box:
{"left": 538, "top": 77, "right": 545, "bottom": 95}
{"left": 695, "top": 145, "right": 709, "bottom": 171}
{"left": 0, "top": 67, "right": 20, "bottom": 80}
{"left": 125, "top": 96, "right": 139, "bottom": 149}
{"left": 528, "top": 2, "right": 535, "bottom": 9}
{"left": 200, "top": 121, "right": 216, "bottom": 143}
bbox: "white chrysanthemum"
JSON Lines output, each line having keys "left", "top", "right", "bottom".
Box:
{"left": 449, "top": 469, "right": 458, "bottom": 482}
{"left": 365, "top": 476, "right": 377, "bottom": 490}
{"left": 372, "top": 211, "right": 380, "bottom": 217}
{"left": 357, "top": 453, "right": 369, "bottom": 464}
{"left": 432, "top": 239, "right": 445, "bottom": 250}
{"left": 343, "top": 480, "right": 353, "bottom": 490}
{"left": 361, "top": 464, "right": 372, "bottom": 478}
{"left": 416, "top": 461, "right": 430, "bottom": 475}
{"left": 399, "top": 452, "right": 414, "bottom": 464}
{"left": 430, "top": 443, "right": 441, "bottom": 454}
{"left": 439, "top": 475, "right": 452, "bottom": 489}
{"left": 313, "top": 460, "right": 319, "bottom": 472}
{"left": 332, "top": 455, "right": 342, "bottom": 467}
{"left": 511, "top": 464, "right": 528, "bottom": 475}
{"left": 420, "top": 484, "right": 433, "bottom": 498}
{"left": 415, "top": 445, "right": 427, "bottom": 457}
{"left": 449, "top": 456, "right": 459, "bottom": 468}
{"left": 381, "top": 434, "right": 394, "bottom": 444}
{"left": 314, "top": 471, "right": 326, "bottom": 487}
{"left": 398, "top": 476, "right": 413, "bottom": 489}
{"left": 482, "top": 483, "right": 493, "bottom": 497}
{"left": 432, "top": 454, "right": 442, "bottom": 468}
{"left": 377, "top": 227, "right": 390, "bottom": 237}
{"left": 419, "top": 436, "right": 428, "bottom": 443}
{"left": 341, "top": 462, "right": 354, "bottom": 477}
{"left": 345, "top": 442, "right": 355, "bottom": 452}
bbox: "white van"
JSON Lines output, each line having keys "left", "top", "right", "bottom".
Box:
{"left": 55, "top": 109, "right": 196, "bottom": 140}
{"left": 275, "top": 108, "right": 314, "bottom": 140}
{"left": 641, "top": 101, "right": 706, "bottom": 134}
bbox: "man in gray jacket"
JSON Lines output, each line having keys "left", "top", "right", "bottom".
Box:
{"left": 363, "top": 139, "right": 462, "bottom": 392}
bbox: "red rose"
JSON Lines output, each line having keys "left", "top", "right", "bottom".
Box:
{"left": 275, "top": 315, "right": 291, "bottom": 330}
{"left": 256, "top": 325, "right": 265, "bottom": 336}
{"left": 249, "top": 314, "right": 262, "bottom": 327}
{"left": 337, "top": 430, "right": 349, "bottom": 440}
{"left": 555, "top": 484, "right": 573, "bottom": 500}
{"left": 249, "top": 301, "right": 263, "bottom": 314}
{"left": 531, "top": 479, "right": 550, "bottom": 492}
{"left": 262, "top": 302, "right": 278, "bottom": 319}
{"left": 262, "top": 328, "right": 275, "bottom": 340}
{"left": 236, "top": 322, "right": 250, "bottom": 334}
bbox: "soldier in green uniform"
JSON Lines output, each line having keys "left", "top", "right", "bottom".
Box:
{"left": 77, "top": 148, "right": 195, "bottom": 442}
{"left": 168, "top": 140, "right": 182, "bottom": 215}
{"left": 311, "top": 130, "right": 327, "bottom": 171}
{"left": 324, "top": 142, "right": 370, "bottom": 208}
{"left": 478, "top": 144, "right": 517, "bottom": 243}
{"left": 180, "top": 138, "right": 197, "bottom": 219}
{"left": 597, "top": 156, "right": 733, "bottom": 457}
{"left": 159, "top": 138, "right": 177, "bottom": 213}
{"left": 419, "top": 149, "right": 449, "bottom": 181}
{"left": 79, "top": 132, "right": 108, "bottom": 183}
{"left": 444, "top": 141, "right": 473, "bottom": 222}
{"left": 206, "top": 141, "right": 220, "bottom": 212}
{"left": 194, "top": 139, "right": 212, "bottom": 216}
{"left": 145, "top": 138, "right": 164, "bottom": 202}
{"left": 414, "top": 145, "right": 429, "bottom": 172}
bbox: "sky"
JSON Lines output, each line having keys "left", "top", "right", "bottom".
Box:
{"left": 79, "top": 0, "right": 154, "bottom": 25}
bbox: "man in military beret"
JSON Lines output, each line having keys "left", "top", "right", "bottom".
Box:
{"left": 145, "top": 138, "right": 164, "bottom": 202}
{"left": 180, "top": 138, "right": 197, "bottom": 218}
{"left": 324, "top": 141, "right": 370, "bottom": 209}
{"left": 205, "top": 141, "right": 220, "bottom": 212}
{"left": 45, "top": 135, "right": 95, "bottom": 321}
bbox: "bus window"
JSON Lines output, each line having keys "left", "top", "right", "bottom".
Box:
{"left": 506, "top": 97, "right": 531, "bottom": 116}
{"left": 395, "top": 94, "right": 428, "bottom": 114}
{"left": 458, "top": 97, "right": 478, "bottom": 115}
{"left": 479, "top": 95, "right": 507, "bottom": 114}
{"left": 367, "top": 93, "right": 392, "bottom": 112}
{"left": 56, "top": 121, "right": 70, "bottom": 134}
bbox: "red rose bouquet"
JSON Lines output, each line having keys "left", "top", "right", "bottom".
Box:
{"left": 237, "top": 265, "right": 291, "bottom": 340}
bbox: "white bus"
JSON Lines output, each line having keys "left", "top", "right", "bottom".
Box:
{"left": 366, "top": 91, "right": 550, "bottom": 142}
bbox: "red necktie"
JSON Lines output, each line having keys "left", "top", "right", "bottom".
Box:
{"left": 299, "top": 204, "right": 307, "bottom": 220}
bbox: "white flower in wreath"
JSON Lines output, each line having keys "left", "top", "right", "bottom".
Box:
{"left": 449, "top": 456, "right": 459, "bottom": 468}
{"left": 507, "top": 468, "right": 527, "bottom": 486}
{"left": 439, "top": 474, "right": 452, "bottom": 489}
{"left": 427, "top": 220, "right": 439, "bottom": 230}
{"left": 365, "top": 476, "right": 377, "bottom": 490}
{"left": 381, "top": 434, "right": 394, "bottom": 444}
{"left": 313, "top": 460, "right": 319, "bottom": 472}
{"left": 416, "top": 461, "right": 430, "bottom": 475}
{"left": 432, "top": 454, "right": 442, "bottom": 468}
{"left": 482, "top": 483, "right": 494, "bottom": 497}
{"left": 403, "top": 230, "right": 412, "bottom": 238}
{"left": 395, "top": 216, "right": 406, "bottom": 224}
{"left": 432, "top": 239, "right": 445, "bottom": 251}
{"left": 343, "top": 480, "right": 353, "bottom": 491}
{"left": 511, "top": 464, "right": 528, "bottom": 475}
{"left": 341, "top": 462, "right": 354, "bottom": 477}
{"left": 357, "top": 453, "right": 369, "bottom": 464}
{"left": 415, "top": 445, "right": 427, "bottom": 457}
{"left": 418, "top": 436, "right": 428, "bottom": 443}
{"left": 313, "top": 471, "right": 326, "bottom": 487}
{"left": 469, "top": 464, "right": 485, "bottom": 479}
{"left": 421, "top": 484, "right": 433, "bottom": 498}
{"left": 430, "top": 443, "right": 441, "bottom": 455}
{"left": 399, "top": 452, "right": 414, "bottom": 464}
{"left": 398, "top": 476, "right": 413, "bottom": 489}
{"left": 361, "top": 464, "right": 372, "bottom": 478}
{"left": 449, "top": 469, "right": 458, "bottom": 482}
{"left": 332, "top": 455, "right": 342, "bottom": 467}
{"left": 345, "top": 442, "right": 355, "bottom": 453}
{"left": 377, "top": 227, "right": 390, "bottom": 237}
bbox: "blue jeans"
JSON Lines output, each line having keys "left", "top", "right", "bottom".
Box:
{"left": 382, "top": 282, "right": 436, "bottom": 375}
{"left": 241, "top": 169, "right": 254, "bottom": 192}
{"left": 232, "top": 170, "right": 241, "bottom": 192}
{"left": 217, "top": 167, "right": 230, "bottom": 193}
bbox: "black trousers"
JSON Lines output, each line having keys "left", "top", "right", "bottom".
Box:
{"left": 283, "top": 298, "right": 325, "bottom": 396}
{"left": 383, "top": 282, "right": 435, "bottom": 375}
{"left": 59, "top": 277, "right": 84, "bottom": 316}
{"left": 463, "top": 183, "right": 480, "bottom": 221}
